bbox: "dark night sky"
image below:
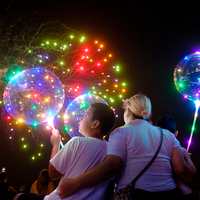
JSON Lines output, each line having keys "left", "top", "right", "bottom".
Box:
{"left": 1, "top": 0, "right": 200, "bottom": 193}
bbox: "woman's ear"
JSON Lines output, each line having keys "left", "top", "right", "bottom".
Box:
{"left": 126, "top": 108, "right": 132, "bottom": 118}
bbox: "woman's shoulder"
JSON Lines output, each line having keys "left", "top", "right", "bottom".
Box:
{"left": 31, "top": 180, "right": 38, "bottom": 186}
{"left": 113, "top": 123, "right": 132, "bottom": 132}
{"left": 30, "top": 180, "right": 38, "bottom": 191}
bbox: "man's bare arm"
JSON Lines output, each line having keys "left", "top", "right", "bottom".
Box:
{"left": 48, "top": 158, "right": 62, "bottom": 181}
{"left": 48, "top": 129, "right": 63, "bottom": 181}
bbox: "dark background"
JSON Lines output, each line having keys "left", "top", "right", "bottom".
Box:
{"left": 1, "top": 0, "right": 200, "bottom": 193}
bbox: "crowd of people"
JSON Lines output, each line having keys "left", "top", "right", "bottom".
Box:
{"left": 0, "top": 169, "right": 17, "bottom": 200}
{"left": 1, "top": 93, "right": 198, "bottom": 200}
{"left": 0, "top": 168, "right": 56, "bottom": 200}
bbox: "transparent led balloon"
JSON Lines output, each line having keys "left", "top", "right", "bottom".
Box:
{"left": 3, "top": 67, "right": 65, "bottom": 125}
{"left": 64, "top": 94, "right": 108, "bottom": 137}
{"left": 174, "top": 52, "right": 200, "bottom": 102}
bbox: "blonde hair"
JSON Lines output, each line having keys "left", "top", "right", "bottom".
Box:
{"left": 123, "top": 94, "right": 151, "bottom": 120}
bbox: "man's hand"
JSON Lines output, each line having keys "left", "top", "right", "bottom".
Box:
{"left": 48, "top": 129, "right": 63, "bottom": 180}
{"left": 57, "top": 178, "right": 78, "bottom": 198}
{"left": 50, "top": 129, "right": 61, "bottom": 147}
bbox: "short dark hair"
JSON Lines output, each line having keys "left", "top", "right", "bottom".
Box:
{"left": 90, "top": 103, "right": 115, "bottom": 136}
{"left": 155, "top": 115, "right": 176, "bottom": 134}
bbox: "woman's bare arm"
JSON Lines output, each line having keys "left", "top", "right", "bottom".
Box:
{"left": 171, "top": 146, "right": 198, "bottom": 195}
{"left": 58, "top": 155, "right": 123, "bottom": 198}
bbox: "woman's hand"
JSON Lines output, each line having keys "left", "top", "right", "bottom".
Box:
{"left": 57, "top": 178, "right": 78, "bottom": 198}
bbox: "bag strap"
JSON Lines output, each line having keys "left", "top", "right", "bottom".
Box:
{"left": 131, "top": 127, "right": 163, "bottom": 184}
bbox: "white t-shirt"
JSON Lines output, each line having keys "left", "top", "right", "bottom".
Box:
{"left": 107, "top": 119, "right": 180, "bottom": 192}
{"left": 44, "top": 137, "right": 109, "bottom": 200}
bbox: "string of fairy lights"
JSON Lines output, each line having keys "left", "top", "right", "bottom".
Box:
{"left": 0, "top": 34, "right": 128, "bottom": 160}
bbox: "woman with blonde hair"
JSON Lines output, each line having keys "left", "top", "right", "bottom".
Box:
{"left": 58, "top": 93, "right": 198, "bottom": 200}
{"left": 122, "top": 94, "right": 152, "bottom": 121}
{"left": 30, "top": 169, "right": 55, "bottom": 195}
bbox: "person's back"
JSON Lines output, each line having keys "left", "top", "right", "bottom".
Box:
{"left": 156, "top": 115, "right": 197, "bottom": 199}
{"left": 109, "top": 119, "right": 179, "bottom": 192}
{"left": 45, "top": 136, "right": 108, "bottom": 200}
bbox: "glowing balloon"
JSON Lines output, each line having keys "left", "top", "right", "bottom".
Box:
{"left": 3, "top": 67, "right": 65, "bottom": 126}
{"left": 174, "top": 52, "right": 200, "bottom": 151}
{"left": 174, "top": 52, "right": 200, "bottom": 101}
{"left": 64, "top": 94, "right": 108, "bottom": 137}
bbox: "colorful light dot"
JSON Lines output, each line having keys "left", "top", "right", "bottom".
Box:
{"left": 3, "top": 35, "right": 128, "bottom": 160}
{"left": 18, "top": 119, "right": 23, "bottom": 123}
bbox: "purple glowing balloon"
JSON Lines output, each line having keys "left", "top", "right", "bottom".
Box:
{"left": 174, "top": 52, "right": 200, "bottom": 102}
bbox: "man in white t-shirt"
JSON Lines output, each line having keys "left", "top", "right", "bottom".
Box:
{"left": 14, "top": 103, "right": 115, "bottom": 200}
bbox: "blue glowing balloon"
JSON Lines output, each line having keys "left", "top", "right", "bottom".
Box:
{"left": 3, "top": 67, "right": 65, "bottom": 125}
{"left": 64, "top": 94, "right": 108, "bottom": 137}
{"left": 174, "top": 52, "right": 200, "bottom": 102}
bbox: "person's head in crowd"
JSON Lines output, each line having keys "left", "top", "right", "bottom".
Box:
{"left": 155, "top": 115, "right": 178, "bottom": 137}
{"left": 37, "top": 169, "right": 50, "bottom": 195}
{"left": 79, "top": 103, "right": 115, "bottom": 138}
{"left": 122, "top": 93, "right": 152, "bottom": 123}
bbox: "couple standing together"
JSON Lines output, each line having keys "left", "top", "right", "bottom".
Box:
{"left": 14, "top": 93, "right": 198, "bottom": 200}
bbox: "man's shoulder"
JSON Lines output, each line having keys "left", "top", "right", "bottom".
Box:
{"left": 69, "top": 136, "right": 86, "bottom": 142}
{"left": 69, "top": 136, "right": 105, "bottom": 144}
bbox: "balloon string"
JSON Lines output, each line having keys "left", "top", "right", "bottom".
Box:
{"left": 187, "top": 101, "right": 200, "bottom": 152}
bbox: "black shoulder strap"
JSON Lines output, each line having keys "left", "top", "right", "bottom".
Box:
{"left": 132, "top": 127, "right": 163, "bottom": 184}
